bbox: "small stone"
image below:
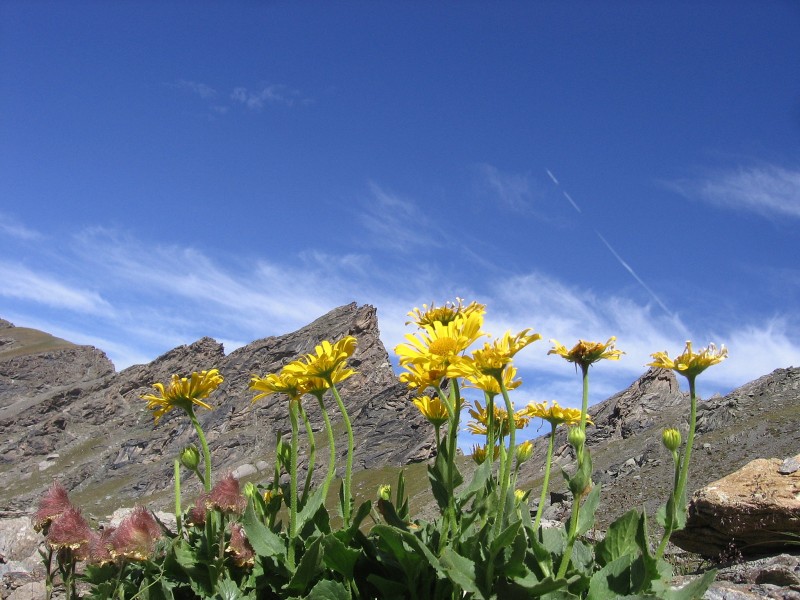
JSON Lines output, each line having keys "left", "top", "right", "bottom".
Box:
{"left": 778, "top": 456, "right": 800, "bottom": 475}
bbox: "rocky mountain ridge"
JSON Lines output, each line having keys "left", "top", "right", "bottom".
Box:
{"left": 0, "top": 304, "right": 433, "bottom": 516}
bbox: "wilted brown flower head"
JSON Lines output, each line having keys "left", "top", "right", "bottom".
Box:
{"left": 206, "top": 474, "right": 246, "bottom": 515}
{"left": 108, "top": 506, "right": 162, "bottom": 561}
{"left": 227, "top": 522, "right": 255, "bottom": 567}
{"left": 88, "top": 527, "right": 115, "bottom": 565}
{"left": 47, "top": 506, "right": 92, "bottom": 557}
{"left": 34, "top": 482, "right": 74, "bottom": 533}
{"left": 186, "top": 494, "right": 209, "bottom": 526}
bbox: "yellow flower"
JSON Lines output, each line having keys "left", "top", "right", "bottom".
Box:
{"left": 470, "top": 444, "right": 500, "bottom": 465}
{"left": 249, "top": 369, "right": 306, "bottom": 403}
{"left": 396, "top": 312, "right": 485, "bottom": 367}
{"left": 398, "top": 360, "right": 449, "bottom": 392}
{"left": 524, "top": 400, "right": 587, "bottom": 428}
{"left": 142, "top": 369, "right": 224, "bottom": 424}
{"left": 463, "top": 329, "right": 541, "bottom": 379}
{"left": 648, "top": 341, "right": 727, "bottom": 379}
{"left": 406, "top": 298, "right": 486, "bottom": 328}
{"left": 466, "top": 399, "right": 530, "bottom": 437}
{"left": 548, "top": 337, "right": 624, "bottom": 368}
{"left": 515, "top": 439, "right": 534, "bottom": 464}
{"left": 286, "top": 336, "right": 358, "bottom": 384}
{"left": 412, "top": 394, "right": 450, "bottom": 427}
{"left": 460, "top": 363, "right": 522, "bottom": 396}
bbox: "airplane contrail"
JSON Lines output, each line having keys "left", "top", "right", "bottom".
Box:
{"left": 545, "top": 167, "right": 674, "bottom": 319}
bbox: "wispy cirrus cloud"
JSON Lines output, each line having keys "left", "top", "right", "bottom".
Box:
{"left": 672, "top": 164, "right": 800, "bottom": 220}
{"left": 231, "top": 84, "right": 311, "bottom": 109}
{"left": 172, "top": 79, "right": 218, "bottom": 100}
{"left": 0, "top": 260, "right": 113, "bottom": 315}
{"left": 475, "top": 164, "right": 534, "bottom": 213}
{"left": 0, "top": 212, "right": 42, "bottom": 241}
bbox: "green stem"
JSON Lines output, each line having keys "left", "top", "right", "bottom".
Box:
{"left": 557, "top": 363, "right": 591, "bottom": 579}
{"left": 187, "top": 408, "right": 212, "bottom": 492}
{"left": 675, "top": 376, "right": 698, "bottom": 507}
{"left": 533, "top": 424, "right": 556, "bottom": 531}
{"left": 174, "top": 459, "right": 182, "bottom": 536}
{"left": 300, "top": 405, "right": 316, "bottom": 507}
{"left": 288, "top": 400, "right": 300, "bottom": 540}
{"left": 498, "top": 377, "right": 516, "bottom": 526}
{"left": 315, "top": 393, "right": 336, "bottom": 500}
{"left": 329, "top": 382, "right": 353, "bottom": 525}
{"left": 656, "top": 450, "right": 682, "bottom": 559}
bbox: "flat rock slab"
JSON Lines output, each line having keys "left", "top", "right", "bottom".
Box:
{"left": 673, "top": 455, "right": 800, "bottom": 557}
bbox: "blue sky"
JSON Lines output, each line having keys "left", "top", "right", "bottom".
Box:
{"left": 2, "top": 2, "right": 799, "bottom": 444}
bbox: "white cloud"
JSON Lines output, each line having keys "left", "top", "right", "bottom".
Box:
{"left": 0, "top": 213, "right": 41, "bottom": 240}
{"left": 172, "top": 79, "right": 218, "bottom": 100}
{"left": 358, "top": 182, "right": 440, "bottom": 253}
{"left": 476, "top": 164, "right": 533, "bottom": 213}
{"left": 0, "top": 261, "right": 113, "bottom": 315}
{"left": 676, "top": 164, "right": 800, "bottom": 219}
{"left": 231, "top": 84, "right": 310, "bottom": 109}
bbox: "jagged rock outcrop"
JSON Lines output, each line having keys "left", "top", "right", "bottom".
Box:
{"left": 672, "top": 454, "right": 800, "bottom": 557}
{"left": 0, "top": 303, "right": 432, "bottom": 518}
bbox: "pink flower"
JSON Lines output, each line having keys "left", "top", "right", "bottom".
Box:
{"left": 226, "top": 522, "right": 254, "bottom": 567}
{"left": 108, "top": 506, "right": 162, "bottom": 561}
{"left": 206, "top": 474, "right": 246, "bottom": 515}
{"left": 47, "top": 506, "right": 92, "bottom": 558}
{"left": 186, "top": 494, "right": 209, "bottom": 526}
{"left": 88, "top": 527, "right": 115, "bottom": 565}
{"left": 33, "top": 482, "right": 73, "bottom": 533}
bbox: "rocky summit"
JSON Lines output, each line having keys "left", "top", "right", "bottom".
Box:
{"left": 0, "top": 303, "right": 433, "bottom": 517}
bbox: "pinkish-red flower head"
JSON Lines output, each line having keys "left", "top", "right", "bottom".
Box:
{"left": 108, "top": 506, "right": 162, "bottom": 561}
{"left": 34, "top": 482, "right": 73, "bottom": 533}
{"left": 46, "top": 506, "right": 92, "bottom": 557}
{"left": 227, "top": 522, "right": 255, "bottom": 567}
{"left": 206, "top": 474, "right": 246, "bottom": 515}
{"left": 186, "top": 494, "right": 208, "bottom": 526}
{"left": 88, "top": 527, "right": 115, "bottom": 565}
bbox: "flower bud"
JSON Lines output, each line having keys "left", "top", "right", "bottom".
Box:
{"left": 567, "top": 426, "right": 586, "bottom": 450}
{"left": 180, "top": 445, "right": 200, "bottom": 471}
{"left": 515, "top": 440, "right": 534, "bottom": 465}
{"left": 514, "top": 489, "right": 528, "bottom": 505}
{"left": 378, "top": 484, "right": 392, "bottom": 502}
{"left": 662, "top": 428, "right": 682, "bottom": 453}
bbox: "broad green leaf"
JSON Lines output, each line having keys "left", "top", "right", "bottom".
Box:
{"left": 322, "top": 534, "right": 360, "bottom": 579}
{"left": 242, "top": 499, "right": 287, "bottom": 560}
{"left": 577, "top": 483, "right": 601, "bottom": 535}
{"left": 596, "top": 509, "right": 640, "bottom": 566}
{"left": 490, "top": 520, "right": 521, "bottom": 557}
{"left": 660, "top": 569, "right": 716, "bottom": 600}
{"left": 214, "top": 576, "right": 248, "bottom": 600}
{"left": 306, "top": 579, "right": 351, "bottom": 600}
{"left": 440, "top": 547, "right": 484, "bottom": 599}
{"left": 510, "top": 573, "right": 571, "bottom": 596}
{"left": 297, "top": 485, "right": 328, "bottom": 533}
{"left": 286, "top": 536, "right": 324, "bottom": 594}
{"left": 586, "top": 554, "right": 635, "bottom": 600}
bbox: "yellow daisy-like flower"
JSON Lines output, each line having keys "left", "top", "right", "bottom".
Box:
{"left": 524, "top": 400, "right": 587, "bottom": 428}
{"left": 548, "top": 337, "right": 624, "bottom": 368}
{"left": 648, "top": 341, "right": 727, "bottom": 379}
{"left": 398, "top": 360, "right": 449, "bottom": 393}
{"left": 249, "top": 369, "right": 306, "bottom": 403}
{"left": 396, "top": 312, "right": 486, "bottom": 367}
{"left": 285, "top": 336, "right": 358, "bottom": 384}
{"left": 470, "top": 443, "right": 500, "bottom": 465}
{"left": 406, "top": 298, "right": 487, "bottom": 328}
{"left": 464, "top": 329, "right": 541, "bottom": 378}
{"left": 142, "top": 369, "right": 224, "bottom": 424}
{"left": 459, "top": 362, "right": 522, "bottom": 395}
{"left": 412, "top": 394, "right": 450, "bottom": 427}
{"left": 466, "top": 399, "right": 530, "bottom": 437}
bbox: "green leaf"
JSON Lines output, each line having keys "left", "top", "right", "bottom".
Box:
{"left": 577, "top": 483, "right": 601, "bottom": 536}
{"left": 509, "top": 573, "right": 571, "bottom": 596}
{"left": 322, "top": 534, "right": 360, "bottom": 579}
{"left": 297, "top": 485, "right": 328, "bottom": 533}
{"left": 306, "top": 579, "right": 351, "bottom": 600}
{"left": 587, "top": 554, "right": 636, "bottom": 600}
{"left": 428, "top": 444, "right": 462, "bottom": 512}
{"left": 286, "top": 536, "right": 324, "bottom": 594}
{"left": 214, "top": 576, "right": 248, "bottom": 600}
{"left": 440, "top": 547, "right": 485, "bottom": 599}
{"left": 242, "top": 499, "right": 287, "bottom": 560}
{"left": 490, "top": 520, "right": 521, "bottom": 558}
{"left": 596, "top": 509, "right": 640, "bottom": 566}
{"left": 660, "top": 569, "right": 716, "bottom": 600}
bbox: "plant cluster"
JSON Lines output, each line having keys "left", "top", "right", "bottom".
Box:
{"left": 34, "top": 299, "right": 727, "bottom": 599}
